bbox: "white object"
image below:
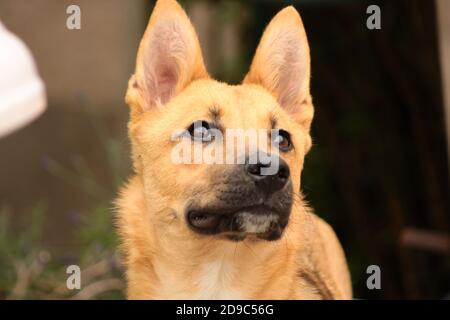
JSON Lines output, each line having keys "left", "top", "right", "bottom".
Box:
{"left": 0, "top": 21, "right": 46, "bottom": 138}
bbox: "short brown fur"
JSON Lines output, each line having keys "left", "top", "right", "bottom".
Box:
{"left": 116, "top": 0, "right": 352, "bottom": 299}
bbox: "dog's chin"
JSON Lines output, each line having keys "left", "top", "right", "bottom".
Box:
{"left": 186, "top": 205, "right": 290, "bottom": 242}
{"left": 222, "top": 228, "right": 286, "bottom": 242}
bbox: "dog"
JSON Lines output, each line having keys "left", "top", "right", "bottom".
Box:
{"left": 116, "top": 0, "right": 352, "bottom": 299}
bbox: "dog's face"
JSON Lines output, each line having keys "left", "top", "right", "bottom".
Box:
{"left": 126, "top": 0, "right": 314, "bottom": 242}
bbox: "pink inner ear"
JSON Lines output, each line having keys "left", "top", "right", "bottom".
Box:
{"left": 141, "top": 18, "right": 191, "bottom": 108}
{"left": 275, "top": 34, "right": 308, "bottom": 113}
{"left": 157, "top": 63, "right": 178, "bottom": 105}
{"left": 251, "top": 24, "right": 309, "bottom": 115}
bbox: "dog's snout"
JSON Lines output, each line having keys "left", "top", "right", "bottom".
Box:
{"left": 185, "top": 156, "right": 293, "bottom": 240}
{"left": 245, "top": 157, "right": 290, "bottom": 195}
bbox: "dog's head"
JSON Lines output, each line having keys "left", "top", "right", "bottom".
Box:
{"left": 125, "top": 0, "right": 313, "bottom": 242}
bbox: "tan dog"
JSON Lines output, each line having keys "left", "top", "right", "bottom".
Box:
{"left": 116, "top": 0, "right": 352, "bottom": 299}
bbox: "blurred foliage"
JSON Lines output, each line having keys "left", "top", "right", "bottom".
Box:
{"left": 0, "top": 101, "right": 127, "bottom": 300}
{"left": 0, "top": 202, "right": 124, "bottom": 299}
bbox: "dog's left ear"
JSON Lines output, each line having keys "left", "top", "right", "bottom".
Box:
{"left": 244, "top": 6, "right": 313, "bottom": 131}
{"left": 127, "top": 0, "right": 209, "bottom": 115}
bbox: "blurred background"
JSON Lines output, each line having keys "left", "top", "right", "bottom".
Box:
{"left": 0, "top": 0, "right": 449, "bottom": 299}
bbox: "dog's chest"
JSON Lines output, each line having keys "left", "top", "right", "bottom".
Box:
{"left": 192, "top": 260, "right": 245, "bottom": 300}
{"left": 154, "top": 257, "right": 245, "bottom": 299}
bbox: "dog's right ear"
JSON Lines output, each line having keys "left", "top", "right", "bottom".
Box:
{"left": 243, "top": 7, "right": 313, "bottom": 133}
{"left": 126, "top": 0, "right": 208, "bottom": 116}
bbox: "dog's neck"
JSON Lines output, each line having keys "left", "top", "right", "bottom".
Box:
{"left": 117, "top": 175, "right": 305, "bottom": 299}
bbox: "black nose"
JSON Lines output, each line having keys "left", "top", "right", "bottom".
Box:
{"left": 245, "top": 157, "right": 290, "bottom": 195}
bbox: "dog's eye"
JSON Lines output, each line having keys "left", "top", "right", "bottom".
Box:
{"left": 272, "top": 130, "right": 293, "bottom": 152}
{"left": 188, "top": 120, "right": 213, "bottom": 142}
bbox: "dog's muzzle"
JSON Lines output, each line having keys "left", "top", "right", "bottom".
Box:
{"left": 186, "top": 157, "right": 293, "bottom": 241}
{"left": 187, "top": 205, "right": 290, "bottom": 241}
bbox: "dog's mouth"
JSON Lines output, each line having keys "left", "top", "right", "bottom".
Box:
{"left": 186, "top": 205, "right": 289, "bottom": 241}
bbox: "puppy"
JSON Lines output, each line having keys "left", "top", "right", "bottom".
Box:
{"left": 116, "top": 0, "right": 352, "bottom": 300}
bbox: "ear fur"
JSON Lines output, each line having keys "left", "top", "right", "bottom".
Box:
{"left": 244, "top": 6, "right": 313, "bottom": 131}
{"left": 126, "top": 0, "right": 208, "bottom": 115}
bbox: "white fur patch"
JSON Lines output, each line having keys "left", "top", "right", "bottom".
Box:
{"left": 194, "top": 259, "right": 244, "bottom": 300}
{"left": 237, "top": 212, "right": 279, "bottom": 234}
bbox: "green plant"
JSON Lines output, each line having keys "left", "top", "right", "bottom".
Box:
{"left": 0, "top": 104, "right": 128, "bottom": 300}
